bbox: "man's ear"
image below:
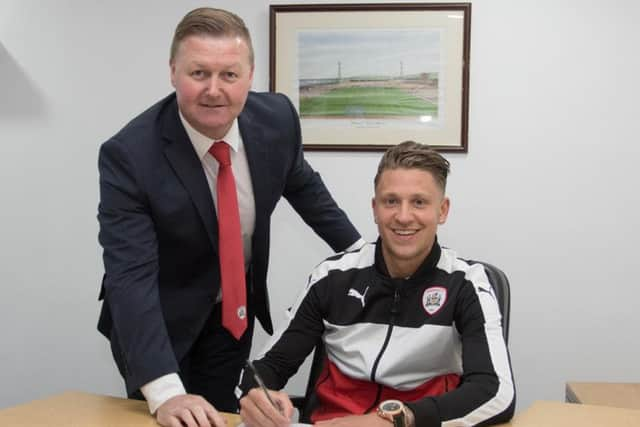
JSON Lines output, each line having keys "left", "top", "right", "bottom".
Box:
{"left": 248, "top": 64, "right": 255, "bottom": 86}
{"left": 438, "top": 197, "right": 450, "bottom": 225}
{"left": 169, "top": 61, "right": 177, "bottom": 88}
{"left": 371, "top": 197, "right": 378, "bottom": 224}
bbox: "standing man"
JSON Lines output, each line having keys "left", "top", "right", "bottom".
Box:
{"left": 238, "top": 141, "right": 515, "bottom": 427}
{"left": 97, "top": 7, "right": 362, "bottom": 427}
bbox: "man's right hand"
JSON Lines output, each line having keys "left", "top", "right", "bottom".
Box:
{"left": 239, "top": 388, "right": 293, "bottom": 427}
{"left": 155, "top": 394, "right": 227, "bottom": 427}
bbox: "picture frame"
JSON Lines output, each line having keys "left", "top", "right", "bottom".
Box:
{"left": 269, "top": 3, "right": 471, "bottom": 152}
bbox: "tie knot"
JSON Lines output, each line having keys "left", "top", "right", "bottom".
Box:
{"left": 209, "top": 141, "right": 231, "bottom": 167}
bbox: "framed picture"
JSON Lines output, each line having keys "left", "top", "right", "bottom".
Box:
{"left": 269, "top": 3, "right": 471, "bottom": 152}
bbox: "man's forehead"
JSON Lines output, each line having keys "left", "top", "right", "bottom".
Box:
{"left": 377, "top": 188, "right": 434, "bottom": 197}
{"left": 378, "top": 168, "right": 437, "bottom": 184}
{"left": 175, "top": 35, "right": 250, "bottom": 55}
{"left": 376, "top": 169, "right": 443, "bottom": 196}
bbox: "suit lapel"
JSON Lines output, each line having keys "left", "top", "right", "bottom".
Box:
{"left": 161, "top": 100, "right": 219, "bottom": 253}
{"left": 239, "top": 109, "right": 270, "bottom": 231}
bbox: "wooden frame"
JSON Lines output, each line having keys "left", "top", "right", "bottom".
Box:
{"left": 269, "top": 3, "right": 471, "bottom": 152}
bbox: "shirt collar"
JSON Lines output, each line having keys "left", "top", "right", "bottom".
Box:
{"left": 178, "top": 111, "right": 241, "bottom": 160}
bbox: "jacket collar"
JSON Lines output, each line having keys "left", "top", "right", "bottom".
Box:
{"left": 159, "top": 94, "right": 219, "bottom": 252}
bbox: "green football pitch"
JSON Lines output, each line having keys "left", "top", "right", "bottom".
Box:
{"left": 300, "top": 86, "right": 437, "bottom": 117}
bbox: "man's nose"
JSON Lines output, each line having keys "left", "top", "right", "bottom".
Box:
{"left": 206, "top": 78, "right": 221, "bottom": 96}
{"left": 395, "top": 202, "right": 412, "bottom": 223}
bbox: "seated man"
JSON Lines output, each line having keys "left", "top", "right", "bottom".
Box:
{"left": 237, "top": 141, "right": 515, "bottom": 427}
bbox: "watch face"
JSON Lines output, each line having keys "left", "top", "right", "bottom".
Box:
{"left": 381, "top": 400, "right": 402, "bottom": 413}
{"left": 378, "top": 400, "right": 406, "bottom": 427}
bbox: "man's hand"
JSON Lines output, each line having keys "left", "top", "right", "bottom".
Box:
{"left": 315, "top": 413, "right": 390, "bottom": 427}
{"left": 239, "top": 388, "right": 294, "bottom": 427}
{"left": 155, "top": 394, "right": 227, "bottom": 427}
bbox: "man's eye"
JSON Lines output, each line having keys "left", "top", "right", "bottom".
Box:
{"left": 191, "top": 70, "right": 206, "bottom": 79}
{"left": 224, "top": 72, "right": 238, "bottom": 79}
{"left": 414, "top": 199, "right": 426, "bottom": 207}
{"left": 385, "top": 198, "right": 398, "bottom": 206}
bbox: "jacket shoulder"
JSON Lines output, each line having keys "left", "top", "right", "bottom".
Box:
{"left": 102, "top": 93, "right": 178, "bottom": 151}
{"left": 242, "top": 91, "right": 295, "bottom": 119}
{"left": 308, "top": 243, "right": 376, "bottom": 288}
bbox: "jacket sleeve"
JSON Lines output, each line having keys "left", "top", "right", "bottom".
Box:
{"left": 278, "top": 94, "right": 361, "bottom": 252}
{"left": 98, "top": 137, "right": 178, "bottom": 393}
{"left": 406, "top": 265, "right": 516, "bottom": 426}
{"left": 238, "top": 274, "right": 326, "bottom": 395}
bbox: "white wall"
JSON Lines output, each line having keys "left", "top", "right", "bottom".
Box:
{"left": 1, "top": 0, "right": 639, "bottom": 413}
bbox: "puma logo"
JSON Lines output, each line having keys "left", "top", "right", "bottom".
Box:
{"left": 348, "top": 286, "right": 369, "bottom": 308}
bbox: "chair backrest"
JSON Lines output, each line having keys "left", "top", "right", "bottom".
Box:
{"left": 295, "top": 339, "right": 326, "bottom": 422}
{"left": 466, "top": 260, "right": 511, "bottom": 343}
{"left": 294, "top": 260, "right": 511, "bottom": 422}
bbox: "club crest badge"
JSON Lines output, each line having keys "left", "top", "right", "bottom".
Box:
{"left": 422, "top": 286, "right": 447, "bottom": 316}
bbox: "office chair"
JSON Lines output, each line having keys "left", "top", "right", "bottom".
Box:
{"left": 291, "top": 260, "right": 511, "bottom": 423}
{"left": 290, "top": 337, "right": 327, "bottom": 423}
{"left": 466, "top": 260, "right": 511, "bottom": 343}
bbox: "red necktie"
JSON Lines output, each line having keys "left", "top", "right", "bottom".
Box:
{"left": 209, "top": 141, "right": 247, "bottom": 339}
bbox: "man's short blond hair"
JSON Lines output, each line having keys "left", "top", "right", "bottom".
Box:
{"left": 374, "top": 141, "right": 450, "bottom": 193}
{"left": 170, "top": 7, "right": 254, "bottom": 65}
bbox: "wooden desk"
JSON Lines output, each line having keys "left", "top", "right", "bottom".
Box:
{"left": 2, "top": 392, "right": 640, "bottom": 426}
{"left": 0, "top": 391, "right": 242, "bottom": 426}
{"left": 566, "top": 382, "right": 640, "bottom": 410}
{"left": 500, "top": 400, "right": 640, "bottom": 426}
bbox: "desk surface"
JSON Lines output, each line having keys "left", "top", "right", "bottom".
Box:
{"left": 501, "top": 400, "right": 640, "bottom": 427}
{"left": 2, "top": 391, "right": 640, "bottom": 426}
{"left": 0, "top": 391, "right": 242, "bottom": 426}
{"left": 566, "top": 382, "right": 640, "bottom": 410}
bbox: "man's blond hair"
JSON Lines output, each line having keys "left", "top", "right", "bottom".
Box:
{"left": 170, "top": 7, "right": 254, "bottom": 65}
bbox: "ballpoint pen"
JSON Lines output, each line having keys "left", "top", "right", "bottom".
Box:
{"left": 246, "top": 359, "right": 283, "bottom": 414}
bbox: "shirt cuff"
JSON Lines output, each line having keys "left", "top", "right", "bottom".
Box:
{"left": 140, "top": 373, "right": 186, "bottom": 414}
{"left": 345, "top": 238, "right": 367, "bottom": 252}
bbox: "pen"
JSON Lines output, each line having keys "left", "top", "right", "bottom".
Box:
{"left": 246, "top": 359, "right": 283, "bottom": 414}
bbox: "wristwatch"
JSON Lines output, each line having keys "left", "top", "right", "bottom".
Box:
{"left": 377, "top": 399, "right": 407, "bottom": 427}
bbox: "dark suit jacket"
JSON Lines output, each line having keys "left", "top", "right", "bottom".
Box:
{"left": 97, "top": 92, "right": 360, "bottom": 394}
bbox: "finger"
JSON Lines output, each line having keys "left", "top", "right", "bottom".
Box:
{"left": 244, "top": 389, "right": 291, "bottom": 427}
{"left": 177, "top": 408, "right": 198, "bottom": 427}
{"left": 191, "top": 405, "right": 212, "bottom": 427}
{"left": 262, "top": 399, "right": 290, "bottom": 426}
{"left": 256, "top": 391, "right": 292, "bottom": 427}
{"left": 204, "top": 405, "right": 227, "bottom": 427}
{"left": 239, "top": 409, "right": 262, "bottom": 427}
{"left": 239, "top": 397, "right": 260, "bottom": 427}
{"left": 246, "top": 401, "right": 278, "bottom": 427}
{"left": 240, "top": 401, "right": 269, "bottom": 427}
{"left": 239, "top": 407, "right": 256, "bottom": 427}
{"left": 272, "top": 392, "right": 294, "bottom": 420}
{"left": 167, "top": 416, "right": 184, "bottom": 427}
{"left": 156, "top": 411, "right": 184, "bottom": 427}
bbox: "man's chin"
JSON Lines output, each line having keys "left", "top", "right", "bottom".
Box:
{"left": 191, "top": 120, "right": 233, "bottom": 140}
{"left": 388, "top": 247, "right": 418, "bottom": 260}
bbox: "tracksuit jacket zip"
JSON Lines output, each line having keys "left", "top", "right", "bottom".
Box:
{"left": 366, "top": 286, "right": 401, "bottom": 413}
